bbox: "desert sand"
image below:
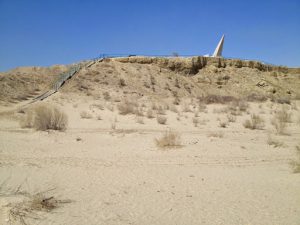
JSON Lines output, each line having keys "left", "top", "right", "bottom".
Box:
{"left": 0, "top": 57, "right": 300, "bottom": 225}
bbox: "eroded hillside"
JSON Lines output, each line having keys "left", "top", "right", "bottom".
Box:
{"left": 1, "top": 57, "right": 300, "bottom": 105}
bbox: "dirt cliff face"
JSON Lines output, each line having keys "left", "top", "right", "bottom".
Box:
{"left": 0, "top": 57, "right": 299, "bottom": 105}
{"left": 114, "top": 56, "right": 296, "bottom": 75}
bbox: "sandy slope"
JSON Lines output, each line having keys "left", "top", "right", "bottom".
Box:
{"left": 0, "top": 94, "right": 300, "bottom": 225}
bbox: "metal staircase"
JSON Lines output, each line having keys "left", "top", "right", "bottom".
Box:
{"left": 30, "top": 57, "right": 104, "bottom": 103}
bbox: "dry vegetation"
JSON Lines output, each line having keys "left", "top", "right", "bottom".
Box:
{"left": 20, "top": 104, "right": 68, "bottom": 131}
{"left": 155, "top": 130, "right": 182, "bottom": 148}
{"left": 291, "top": 145, "right": 300, "bottom": 173}
{"left": 0, "top": 181, "right": 71, "bottom": 225}
{"left": 157, "top": 115, "right": 167, "bottom": 125}
{"left": 243, "top": 114, "right": 265, "bottom": 130}
{"left": 80, "top": 111, "right": 93, "bottom": 119}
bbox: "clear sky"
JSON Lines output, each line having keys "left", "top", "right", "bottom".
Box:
{"left": 0, "top": 0, "right": 299, "bottom": 71}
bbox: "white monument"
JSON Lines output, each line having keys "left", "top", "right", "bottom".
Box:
{"left": 212, "top": 35, "right": 225, "bottom": 57}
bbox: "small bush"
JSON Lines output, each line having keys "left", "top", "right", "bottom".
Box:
{"left": 207, "top": 131, "right": 224, "bottom": 138}
{"left": 155, "top": 130, "right": 181, "bottom": 148}
{"left": 292, "top": 145, "right": 300, "bottom": 173}
{"left": 146, "top": 109, "right": 155, "bottom": 118}
{"left": 271, "top": 117, "right": 287, "bottom": 135}
{"left": 243, "top": 114, "right": 265, "bottom": 130}
{"left": 227, "top": 114, "right": 236, "bottom": 123}
{"left": 119, "top": 78, "right": 126, "bottom": 87}
{"left": 157, "top": 115, "right": 167, "bottom": 124}
{"left": 80, "top": 111, "right": 93, "bottom": 119}
{"left": 22, "top": 104, "right": 68, "bottom": 131}
{"left": 274, "top": 107, "right": 292, "bottom": 123}
{"left": 192, "top": 117, "right": 199, "bottom": 127}
{"left": 219, "top": 121, "right": 228, "bottom": 128}
{"left": 117, "top": 99, "right": 138, "bottom": 115}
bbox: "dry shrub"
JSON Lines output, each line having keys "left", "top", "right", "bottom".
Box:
{"left": 8, "top": 192, "right": 71, "bottom": 225}
{"left": 192, "top": 117, "right": 199, "bottom": 127}
{"left": 199, "top": 95, "right": 237, "bottom": 104}
{"left": 291, "top": 145, "right": 300, "bottom": 173}
{"left": 117, "top": 99, "right": 138, "bottom": 115}
{"left": 182, "top": 103, "right": 192, "bottom": 112}
{"left": 155, "top": 130, "right": 181, "bottom": 148}
{"left": 20, "top": 104, "right": 68, "bottom": 131}
{"left": 243, "top": 114, "right": 265, "bottom": 130}
{"left": 219, "top": 121, "right": 228, "bottom": 128}
{"left": 274, "top": 107, "right": 292, "bottom": 123}
{"left": 80, "top": 111, "right": 93, "bottom": 119}
{"left": 156, "top": 105, "right": 166, "bottom": 115}
{"left": 146, "top": 109, "right": 155, "bottom": 118}
{"left": 207, "top": 131, "right": 224, "bottom": 138}
{"left": 134, "top": 107, "right": 144, "bottom": 117}
{"left": 227, "top": 114, "right": 236, "bottom": 123}
{"left": 119, "top": 78, "right": 126, "bottom": 87}
{"left": 157, "top": 115, "right": 167, "bottom": 124}
{"left": 271, "top": 107, "right": 292, "bottom": 135}
{"left": 198, "top": 103, "right": 207, "bottom": 112}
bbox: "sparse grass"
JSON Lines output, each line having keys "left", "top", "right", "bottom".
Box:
{"left": 0, "top": 183, "right": 71, "bottom": 225}
{"left": 243, "top": 114, "right": 265, "bottom": 130}
{"left": 155, "top": 130, "right": 181, "bottom": 148}
{"left": 207, "top": 131, "right": 224, "bottom": 138}
{"left": 21, "top": 104, "right": 68, "bottom": 131}
{"left": 157, "top": 115, "right": 167, "bottom": 124}
{"left": 80, "top": 111, "right": 93, "bottom": 119}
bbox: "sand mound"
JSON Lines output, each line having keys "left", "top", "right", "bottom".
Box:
{"left": 1, "top": 57, "right": 300, "bottom": 105}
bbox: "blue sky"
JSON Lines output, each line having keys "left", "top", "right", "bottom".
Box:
{"left": 0, "top": 0, "right": 299, "bottom": 71}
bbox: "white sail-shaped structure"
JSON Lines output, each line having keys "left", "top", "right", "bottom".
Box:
{"left": 212, "top": 35, "right": 225, "bottom": 57}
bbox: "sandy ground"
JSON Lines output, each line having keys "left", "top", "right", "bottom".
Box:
{"left": 0, "top": 96, "right": 300, "bottom": 225}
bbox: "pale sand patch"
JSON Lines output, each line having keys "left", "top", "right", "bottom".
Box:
{"left": 0, "top": 99, "right": 300, "bottom": 225}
